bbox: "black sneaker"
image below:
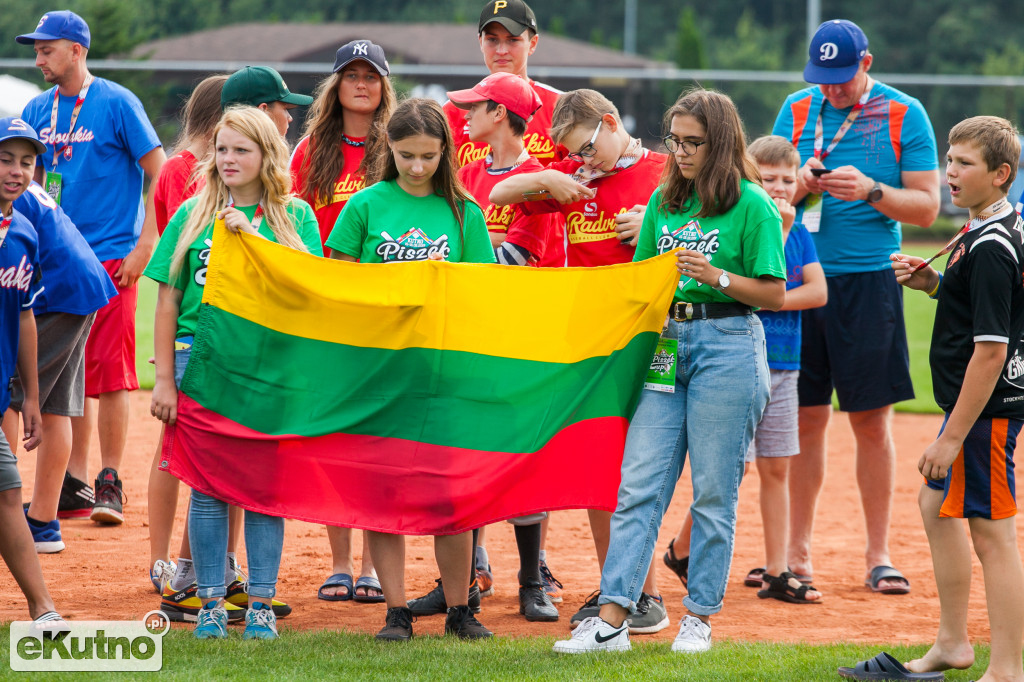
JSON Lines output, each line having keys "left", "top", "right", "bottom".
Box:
{"left": 569, "top": 589, "right": 602, "bottom": 626}
{"left": 407, "top": 578, "right": 481, "bottom": 616}
{"left": 90, "top": 468, "right": 125, "bottom": 525}
{"left": 519, "top": 582, "right": 559, "bottom": 622}
{"left": 444, "top": 605, "right": 492, "bottom": 639}
{"left": 376, "top": 606, "right": 414, "bottom": 641}
{"left": 57, "top": 473, "right": 94, "bottom": 519}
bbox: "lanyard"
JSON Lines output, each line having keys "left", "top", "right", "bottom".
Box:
{"left": 813, "top": 83, "right": 872, "bottom": 162}
{"left": 49, "top": 75, "right": 93, "bottom": 169}
{"left": 0, "top": 214, "right": 11, "bottom": 250}
{"left": 911, "top": 198, "right": 1011, "bottom": 273}
{"left": 225, "top": 195, "right": 264, "bottom": 230}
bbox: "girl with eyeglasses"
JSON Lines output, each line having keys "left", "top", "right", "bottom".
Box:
{"left": 553, "top": 88, "right": 786, "bottom": 655}
{"left": 489, "top": 89, "right": 667, "bottom": 268}
{"left": 490, "top": 88, "right": 672, "bottom": 635}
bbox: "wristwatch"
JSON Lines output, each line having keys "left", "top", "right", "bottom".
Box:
{"left": 712, "top": 270, "right": 731, "bottom": 291}
{"left": 866, "top": 181, "right": 883, "bottom": 203}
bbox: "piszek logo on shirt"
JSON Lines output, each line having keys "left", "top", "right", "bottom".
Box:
{"left": 377, "top": 227, "right": 451, "bottom": 261}
{"left": 657, "top": 221, "right": 720, "bottom": 256}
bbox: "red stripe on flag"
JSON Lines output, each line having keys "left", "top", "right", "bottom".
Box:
{"left": 163, "top": 394, "right": 625, "bottom": 535}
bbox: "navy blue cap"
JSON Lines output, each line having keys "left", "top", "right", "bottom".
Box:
{"left": 16, "top": 10, "right": 91, "bottom": 49}
{"left": 803, "top": 19, "right": 869, "bottom": 85}
{"left": 333, "top": 40, "right": 390, "bottom": 76}
{"left": 0, "top": 117, "right": 47, "bottom": 155}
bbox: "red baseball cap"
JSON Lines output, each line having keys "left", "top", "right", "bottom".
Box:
{"left": 446, "top": 72, "right": 542, "bottom": 122}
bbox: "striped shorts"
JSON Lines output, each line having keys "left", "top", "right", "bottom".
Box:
{"left": 926, "top": 415, "right": 1020, "bottom": 519}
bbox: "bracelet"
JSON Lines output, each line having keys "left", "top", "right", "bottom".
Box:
{"left": 927, "top": 273, "right": 942, "bottom": 299}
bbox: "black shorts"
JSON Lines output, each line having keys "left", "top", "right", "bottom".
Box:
{"left": 798, "top": 269, "right": 914, "bottom": 412}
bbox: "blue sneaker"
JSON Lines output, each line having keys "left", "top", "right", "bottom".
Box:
{"left": 194, "top": 601, "right": 228, "bottom": 639}
{"left": 24, "top": 510, "right": 65, "bottom": 553}
{"left": 243, "top": 601, "right": 278, "bottom": 640}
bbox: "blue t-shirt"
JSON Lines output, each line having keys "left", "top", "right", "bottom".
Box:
{"left": 13, "top": 182, "right": 116, "bottom": 316}
{"left": 758, "top": 223, "right": 819, "bottom": 370}
{"left": 772, "top": 81, "right": 938, "bottom": 276}
{"left": 0, "top": 212, "right": 44, "bottom": 413}
{"left": 22, "top": 78, "right": 162, "bottom": 261}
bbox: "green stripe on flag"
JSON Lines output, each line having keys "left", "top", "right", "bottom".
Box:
{"left": 182, "top": 305, "right": 659, "bottom": 454}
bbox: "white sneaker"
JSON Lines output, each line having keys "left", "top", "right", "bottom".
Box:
{"left": 553, "top": 616, "right": 631, "bottom": 654}
{"left": 150, "top": 559, "right": 177, "bottom": 594}
{"left": 671, "top": 615, "right": 712, "bottom": 653}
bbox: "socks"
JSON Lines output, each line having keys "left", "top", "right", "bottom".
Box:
{"left": 539, "top": 549, "right": 547, "bottom": 563}
{"left": 516, "top": 523, "right": 542, "bottom": 586}
{"left": 170, "top": 558, "right": 195, "bottom": 592}
{"left": 475, "top": 544, "right": 490, "bottom": 571}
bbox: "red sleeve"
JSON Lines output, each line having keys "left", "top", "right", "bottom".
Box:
{"left": 153, "top": 155, "right": 192, "bottom": 235}
{"left": 289, "top": 137, "right": 311, "bottom": 203}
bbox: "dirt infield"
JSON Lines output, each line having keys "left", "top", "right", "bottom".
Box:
{"left": 1, "top": 391, "right": 1017, "bottom": 644}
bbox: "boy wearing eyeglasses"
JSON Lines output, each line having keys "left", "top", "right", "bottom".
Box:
{"left": 489, "top": 88, "right": 667, "bottom": 268}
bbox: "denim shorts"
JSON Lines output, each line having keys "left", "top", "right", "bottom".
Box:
{"left": 174, "top": 336, "right": 193, "bottom": 389}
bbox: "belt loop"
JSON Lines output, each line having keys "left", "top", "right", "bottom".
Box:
{"left": 685, "top": 303, "right": 693, "bottom": 320}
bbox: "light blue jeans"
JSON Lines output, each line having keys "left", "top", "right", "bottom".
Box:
{"left": 189, "top": 492, "right": 284, "bottom": 601}
{"left": 177, "top": 337, "right": 284, "bottom": 601}
{"left": 599, "top": 314, "right": 770, "bottom": 617}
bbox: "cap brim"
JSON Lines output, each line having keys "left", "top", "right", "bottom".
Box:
{"left": 15, "top": 31, "right": 61, "bottom": 45}
{"left": 479, "top": 17, "right": 531, "bottom": 35}
{"left": 445, "top": 88, "right": 488, "bottom": 109}
{"left": 803, "top": 61, "right": 860, "bottom": 85}
{"left": 333, "top": 57, "right": 389, "bottom": 77}
{"left": 280, "top": 92, "right": 314, "bottom": 106}
{"left": 0, "top": 135, "right": 47, "bottom": 155}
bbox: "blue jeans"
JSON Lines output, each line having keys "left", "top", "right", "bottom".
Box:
{"left": 188, "top": 492, "right": 284, "bottom": 601}
{"left": 599, "top": 315, "right": 770, "bottom": 617}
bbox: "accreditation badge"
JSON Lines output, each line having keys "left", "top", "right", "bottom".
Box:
{"left": 801, "top": 192, "right": 822, "bottom": 233}
{"left": 644, "top": 337, "right": 677, "bottom": 393}
{"left": 44, "top": 171, "right": 62, "bottom": 205}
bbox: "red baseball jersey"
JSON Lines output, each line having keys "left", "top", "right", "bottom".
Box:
{"left": 290, "top": 135, "right": 367, "bottom": 247}
{"left": 521, "top": 151, "right": 668, "bottom": 267}
{"left": 458, "top": 156, "right": 565, "bottom": 267}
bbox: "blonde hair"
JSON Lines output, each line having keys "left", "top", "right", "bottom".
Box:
{"left": 549, "top": 89, "right": 622, "bottom": 146}
{"left": 747, "top": 135, "right": 801, "bottom": 171}
{"left": 949, "top": 116, "right": 1021, "bottom": 190}
{"left": 170, "top": 106, "right": 310, "bottom": 277}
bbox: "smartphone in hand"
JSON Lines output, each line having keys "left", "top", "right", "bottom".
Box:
{"left": 810, "top": 167, "right": 832, "bottom": 176}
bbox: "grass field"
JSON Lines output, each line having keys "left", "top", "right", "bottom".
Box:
{"left": 0, "top": 625, "right": 989, "bottom": 681}
{"left": 133, "top": 244, "right": 949, "bottom": 413}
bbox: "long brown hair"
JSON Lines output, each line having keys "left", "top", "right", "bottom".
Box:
{"left": 171, "top": 74, "right": 229, "bottom": 155}
{"left": 658, "top": 88, "right": 760, "bottom": 218}
{"left": 297, "top": 63, "right": 396, "bottom": 208}
{"left": 369, "top": 98, "right": 476, "bottom": 230}
{"left": 171, "top": 106, "right": 310, "bottom": 277}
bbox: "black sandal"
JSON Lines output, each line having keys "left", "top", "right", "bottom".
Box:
{"left": 756, "top": 571, "right": 822, "bottom": 605}
{"left": 662, "top": 539, "right": 688, "bottom": 588}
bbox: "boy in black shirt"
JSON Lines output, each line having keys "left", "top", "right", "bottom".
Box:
{"left": 877, "top": 116, "right": 1024, "bottom": 682}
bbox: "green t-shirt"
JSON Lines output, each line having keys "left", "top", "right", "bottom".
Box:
{"left": 325, "top": 179, "right": 496, "bottom": 264}
{"left": 144, "top": 197, "right": 324, "bottom": 338}
{"left": 634, "top": 179, "right": 786, "bottom": 304}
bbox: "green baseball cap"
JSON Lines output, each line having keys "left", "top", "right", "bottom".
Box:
{"left": 221, "top": 66, "right": 313, "bottom": 108}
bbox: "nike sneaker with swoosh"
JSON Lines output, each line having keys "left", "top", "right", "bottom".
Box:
{"left": 553, "top": 616, "right": 631, "bottom": 653}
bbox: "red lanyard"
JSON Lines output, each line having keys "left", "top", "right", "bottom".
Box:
{"left": 813, "top": 84, "right": 872, "bottom": 162}
{"left": 0, "top": 215, "right": 11, "bottom": 250}
{"left": 49, "top": 75, "right": 93, "bottom": 169}
{"left": 225, "top": 197, "right": 264, "bottom": 230}
{"left": 911, "top": 198, "right": 1011, "bottom": 273}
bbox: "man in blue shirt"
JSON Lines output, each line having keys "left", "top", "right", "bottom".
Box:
{"left": 772, "top": 20, "right": 940, "bottom": 595}
{"left": 18, "top": 10, "right": 166, "bottom": 525}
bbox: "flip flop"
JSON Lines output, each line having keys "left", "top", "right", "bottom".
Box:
{"left": 744, "top": 566, "right": 766, "bottom": 587}
{"left": 838, "top": 651, "right": 944, "bottom": 680}
{"left": 865, "top": 565, "right": 911, "bottom": 595}
{"left": 353, "top": 575, "right": 386, "bottom": 603}
{"left": 317, "top": 572, "right": 353, "bottom": 601}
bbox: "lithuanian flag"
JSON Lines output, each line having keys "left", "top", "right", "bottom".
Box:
{"left": 163, "top": 228, "right": 679, "bottom": 535}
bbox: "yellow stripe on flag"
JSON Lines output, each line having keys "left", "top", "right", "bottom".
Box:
{"left": 202, "top": 227, "right": 680, "bottom": 365}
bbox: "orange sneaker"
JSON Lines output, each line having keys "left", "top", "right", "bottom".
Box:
{"left": 476, "top": 565, "right": 494, "bottom": 598}
{"left": 539, "top": 559, "right": 563, "bottom": 603}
